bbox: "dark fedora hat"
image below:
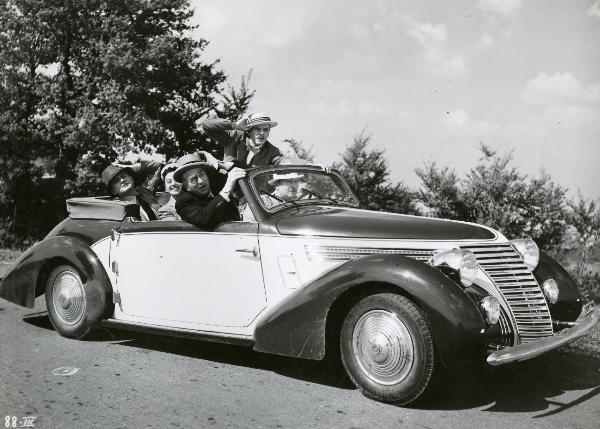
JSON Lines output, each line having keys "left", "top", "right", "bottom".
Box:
{"left": 172, "top": 153, "right": 213, "bottom": 182}
{"left": 101, "top": 165, "right": 134, "bottom": 187}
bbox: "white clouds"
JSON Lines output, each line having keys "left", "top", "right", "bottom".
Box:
{"left": 477, "top": 0, "right": 523, "bottom": 16}
{"left": 442, "top": 109, "right": 469, "bottom": 128}
{"left": 191, "top": 1, "right": 305, "bottom": 48}
{"left": 477, "top": 33, "right": 495, "bottom": 50}
{"left": 522, "top": 72, "right": 600, "bottom": 106}
{"left": 588, "top": 1, "right": 600, "bottom": 19}
{"left": 190, "top": 2, "right": 226, "bottom": 39}
{"left": 403, "top": 16, "right": 468, "bottom": 78}
{"left": 406, "top": 21, "right": 447, "bottom": 46}
{"left": 441, "top": 109, "right": 499, "bottom": 137}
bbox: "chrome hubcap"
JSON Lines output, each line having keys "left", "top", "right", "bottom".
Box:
{"left": 352, "top": 310, "right": 414, "bottom": 385}
{"left": 52, "top": 271, "right": 85, "bottom": 326}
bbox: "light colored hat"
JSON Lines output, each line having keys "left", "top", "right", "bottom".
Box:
{"left": 268, "top": 172, "right": 304, "bottom": 185}
{"left": 242, "top": 112, "right": 278, "bottom": 130}
{"left": 160, "top": 163, "right": 178, "bottom": 181}
{"left": 173, "top": 153, "right": 213, "bottom": 182}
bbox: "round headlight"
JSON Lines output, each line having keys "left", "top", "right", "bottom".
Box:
{"left": 459, "top": 251, "right": 478, "bottom": 287}
{"left": 479, "top": 296, "right": 501, "bottom": 325}
{"left": 430, "top": 249, "right": 479, "bottom": 287}
{"left": 542, "top": 278, "right": 559, "bottom": 304}
{"left": 511, "top": 238, "right": 540, "bottom": 271}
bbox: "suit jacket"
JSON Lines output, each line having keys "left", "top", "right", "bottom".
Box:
{"left": 157, "top": 196, "right": 181, "bottom": 221}
{"left": 132, "top": 161, "right": 164, "bottom": 220}
{"left": 201, "top": 118, "right": 283, "bottom": 168}
{"left": 136, "top": 187, "right": 161, "bottom": 220}
{"left": 175, "top": 189, "right": 239, "bottom": 230}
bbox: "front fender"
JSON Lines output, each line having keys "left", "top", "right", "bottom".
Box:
{"left": 253, "top": 254, "right": 486, "bottom": 368}
{"left": 0, "top": 236, "right": 113, "bottom": 323}
{"left": 533, "top": 252, "right": 583, "bottom": 321}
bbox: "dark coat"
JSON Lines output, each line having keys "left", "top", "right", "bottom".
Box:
{"left": 175, "top": 189, "right": 239, "bottom": 230}
{"left": 201, "top": 118, "right": 283, "bottom": 168}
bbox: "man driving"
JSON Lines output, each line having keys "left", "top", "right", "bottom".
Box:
{"left": 242, "top": 171, "right": 304, "bottom": 221}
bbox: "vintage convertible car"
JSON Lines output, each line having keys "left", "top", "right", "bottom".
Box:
{"left": 1, "top": 165, "right": 598, "bottom": 405}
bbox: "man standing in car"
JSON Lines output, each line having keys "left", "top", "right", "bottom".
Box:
{"left": 199, "top": 112, "right": 284, "bottom": 168}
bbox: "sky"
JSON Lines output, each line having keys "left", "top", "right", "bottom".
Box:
{"left": 190, "top": 0, "right": 600, "bottom": 199}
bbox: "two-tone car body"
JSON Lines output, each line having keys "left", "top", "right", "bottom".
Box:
{"left": 1, "top": 165, "right": 597, "bottom": 405}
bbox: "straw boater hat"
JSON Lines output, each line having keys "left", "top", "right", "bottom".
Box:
{"left": 172, "top": 153, "right": 213, "bottom": 182}
{"left": 240, "top": 112, "right": 278, "bottom": 131}
{"left": 160, "top": 163, "right": 178, "bottom": 181}
{"left": 268, "top": 172, "right": 304, "bottom": 186}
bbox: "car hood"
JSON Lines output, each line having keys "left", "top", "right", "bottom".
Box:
{"left": 275, "top": 206, "right": 496, "bottom": 240}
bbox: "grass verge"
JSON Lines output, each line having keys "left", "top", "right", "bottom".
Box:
{"left": 0, "top": 248, "right": 22, "bottom": 278}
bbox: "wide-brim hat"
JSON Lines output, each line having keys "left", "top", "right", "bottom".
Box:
{"left": 173, "top": 153, "right": 213, "bottom": 182}
{"left": 101, "top": 165, "right": 134, "bottom": 188}
{"left": 242, "top": 112, "right": 278, "bottom": 131}
{"left": 268, "top": 172, "right": 304, "bottom": 185}
{"left": 161, "top": 163, "right": 178, "bottom": 181}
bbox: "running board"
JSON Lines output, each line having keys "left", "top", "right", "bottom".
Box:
{"left": 99, "top": 319, "right": 255, "bottom": 347}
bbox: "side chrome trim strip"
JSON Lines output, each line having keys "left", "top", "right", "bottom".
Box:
{"left": 305, "top": 245, "right": 436, "bottom": 262}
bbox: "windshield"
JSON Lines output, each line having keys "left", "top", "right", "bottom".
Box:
{"left": 250, "top": 168, "right": 359, "bottom": 212}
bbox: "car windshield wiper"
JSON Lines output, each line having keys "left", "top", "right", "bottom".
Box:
{"left": 259, "top": 190, "right": 300, "bottom": 208}
{"left": 300, "top": 188, "right": 342, "bottom": 206}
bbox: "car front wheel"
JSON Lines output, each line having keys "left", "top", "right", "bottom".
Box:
{"left": 340, "top": 293, "right": 437, "bottom": 405}
{"left": 45, "top": 264, "right": 92, "bottom": 339}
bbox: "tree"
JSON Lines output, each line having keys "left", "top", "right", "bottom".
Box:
{"left": 566, "top": 194, "right": 600, "bottom": 270}
{"left": 282, "top": 137, "right": 314, "bottom": 162}
{"left": 333, "top": 130, "right": 414, "bottom": 213}
{"left": 0, "top": 0, "right": 252, "bottom": 242}
{"left": 217, "top": 70, "right": 255, "bottom": 123}
{"left": 415, "top": 161, "right": 466, "bottom": 219}
{"left": 414, "top": 144, "right": 568, "bottom": 251}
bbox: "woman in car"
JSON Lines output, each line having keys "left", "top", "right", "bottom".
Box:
{"left": 157, "top": 163, "right": 182, "bottom": 221}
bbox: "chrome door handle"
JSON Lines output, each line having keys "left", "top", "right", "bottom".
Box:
{"left": 235, "top": 247, "right": 258, "bottom": 257}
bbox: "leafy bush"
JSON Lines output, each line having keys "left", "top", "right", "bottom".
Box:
{"left": 333, "top": 131, "right": 415, "bottom": 214}
{"left": 415, "top": 144, "right": 569, "bottom": 252}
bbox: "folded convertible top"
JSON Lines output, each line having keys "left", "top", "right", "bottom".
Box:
{"left": 66, "top": 197, "right": 139, "bottom": 220}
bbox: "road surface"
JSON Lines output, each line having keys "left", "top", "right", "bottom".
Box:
{"left": 1, "top": 297, "right": 599, "bottom": 428}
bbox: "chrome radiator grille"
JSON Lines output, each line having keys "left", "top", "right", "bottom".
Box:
{"left": 461, "top": 243, "right": 553, "bottom": 343}
{"left": 304, "top": 245, "right": 435, "bottom": 262}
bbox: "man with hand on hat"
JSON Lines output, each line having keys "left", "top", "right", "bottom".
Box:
{"left": 101, "top": 160, "right": 164, "bottom": 221}
{"left": 199, "top": 112, "right": 284, "bottom": 168}
{"left": 174, "top": 152, "right": 246, "bottom": 230}
{"left": 200, "top": 113, "right": 331, "bottom": 173}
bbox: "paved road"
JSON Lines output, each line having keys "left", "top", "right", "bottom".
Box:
{"left": 1, "top": 297, "right": 599, "bottom": 429}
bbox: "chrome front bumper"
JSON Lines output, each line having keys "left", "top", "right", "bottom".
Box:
{"left": 487, "top": 303, "right": 599, "bottom": 366}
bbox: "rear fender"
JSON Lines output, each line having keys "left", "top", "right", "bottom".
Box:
{"left": 253, "top": 254, "right": 486, "bottom": 368}
{"left": 0, "top": 236, "right": 113, "bottom": 322}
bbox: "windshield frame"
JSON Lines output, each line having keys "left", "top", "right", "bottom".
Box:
{"left": 246, "top": 165, "right": 360, "bottom": 215}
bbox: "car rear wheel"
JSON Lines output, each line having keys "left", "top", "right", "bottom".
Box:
{"left": 45, "top": 264, "right": 91, "bottom": 339}
{"left": 340, "top": 293, "right": 437, "bottom": 405}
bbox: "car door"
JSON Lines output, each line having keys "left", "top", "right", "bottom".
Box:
{"left": 110, "top": 219, "right": 266, "bottom": 328}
